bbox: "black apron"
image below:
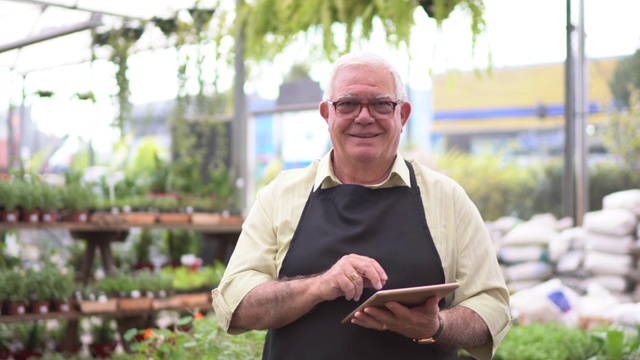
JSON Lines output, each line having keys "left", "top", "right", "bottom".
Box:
{"left": 263, "top": 162, "right": 455, "bottom": 360}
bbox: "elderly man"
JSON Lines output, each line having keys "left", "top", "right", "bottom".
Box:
{"left": 212, "top": 51, "right": 511, "bottom": 360}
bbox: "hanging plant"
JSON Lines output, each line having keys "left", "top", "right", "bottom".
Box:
{"left": 34, "top": 90, "right": 54, "bottom": 98}
{"left": 239, "top": 0, "right": 487, "bottom": 61}
{"left": 73, "top": 91, "right": 96, "bottom": 103}
{"left": 152, "top": 16, "right": 179, "bottom": 37}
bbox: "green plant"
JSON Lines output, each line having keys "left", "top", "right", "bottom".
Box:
{"left": 60, "top": 183, "right": 97, "bottom": 211}
{"left": 39, "top": 183, "right": 62, "bottom": 211}
{"left": 126, "top": 313, "right": 266, "bottom": 359}
{"left": 0, "top": 180, "right": 20, "bottom": 211}
{"left": 49, "top": 267, "right": 75, "bottom": 302}
{"left": 165, "top": 230, "right": 202, "bottom": 265}
{"left": 2, "top": 270, "right": 28, "bottom": 303}
{"left": 15, "top": 180, "right": 42, "bottom": 212}
{"left": 133, "top": 229, "right": 154, "bottom": 264}
{"left": 13, "top": 321, "right": 48, "bottom": 351}
{"left": 589, "top": 326, "right": 640, "bottom": 360}
{"left": 90, "top": 318, "right": 117, "bottom": 344}
{"left": 25, "top": 267, "right": 56, "bottom": 301}
{"left": 0, "top": 324, "right": 11, "bottom": 352}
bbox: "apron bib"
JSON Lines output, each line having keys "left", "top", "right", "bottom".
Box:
{"left": 263, "top": 162, "right": 455, "bottom": 360}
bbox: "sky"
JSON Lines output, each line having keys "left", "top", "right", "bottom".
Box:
{"left": 1, "top": 0, "right": 640, "bottom": 159}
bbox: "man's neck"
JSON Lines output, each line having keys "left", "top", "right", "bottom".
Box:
{"left": 331, "top": 154, "right": 396, "bottom": 186}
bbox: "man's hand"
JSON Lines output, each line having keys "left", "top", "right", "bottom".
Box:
{"left": 313, "top": 254, "right": 388, "bottom": 302}
{"left": 350, "top": 295, "right": 441, "bottom": 338}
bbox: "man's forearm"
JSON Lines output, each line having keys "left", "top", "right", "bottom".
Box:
{"left": 230, "top": 276, "right": 324, "bottom": 330}
{"left": 437, "top": 306, "right": 491, "bottom": 351}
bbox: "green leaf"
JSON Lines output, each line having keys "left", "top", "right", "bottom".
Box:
{"left": 123, "top": 328, "right": 139, "bottom": 342}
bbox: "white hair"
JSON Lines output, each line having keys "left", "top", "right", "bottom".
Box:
{"left": 322, "top": 51, "right": 407, "bottom": 101}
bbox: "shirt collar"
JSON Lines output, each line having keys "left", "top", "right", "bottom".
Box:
{"left": 314, "top": 150, "right": 411, "bottom": 190}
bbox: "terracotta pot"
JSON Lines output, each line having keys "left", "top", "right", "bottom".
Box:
{"left": 21, "top": 210, "right": 40, "bottom": 223}
{"left": 4, "top": 301, "right": 27, "bottom": 316}
{"left": 88, "top": 342, "right": 117, "bottom": 358}
{"left": 64, "top": 211, "right": 88, "bottom": 222}
{"left": 0, "top": 209, "right": 20, "bottom": 223}
{"left": 12, "top": 350, "right": 43, "bottom": 360}
{"left": 52, "top": 300, "right": 72, "bottom": 313}
{"left": 40, "top": 210, "right": 58, "bottom": 223}
{"left": 30, "top": 300, "right": 50, "bottom": 314}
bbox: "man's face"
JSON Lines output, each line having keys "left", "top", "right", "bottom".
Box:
{"left": 320, "top": 64, "right": 410, "bottom": 167}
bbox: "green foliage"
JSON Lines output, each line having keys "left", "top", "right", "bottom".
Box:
{"left": 240, "top": 0, "right": 486, "bottom": 61}
{"left": 609, "top": 49, "right": 640, "bottom": 108}
{"left": 495, "top": 323, "right": 640, "bottom": 360}
{"left": 15, "top": 179, "right": 42, "bottom": 211}
{"left": 1, "top": 269, "right": 28, "bottom": 303}
{"left": 39, "top": 183, "right": 63, "bottom": 211}
{"left": 161, "top": 262, "right": 225, "bottom": 292}
{"left": 13, "top": 321, "right": 48, "bottom": 351}
{"left": 436, "top": 152, "right": 640, "bottom": 221}
{"left": 133, "top": 228, "right": 154, "bottom": 264}
{"left": 127, "top": 314, "right": 266, "bottom": 359}
{"left": 0, "top": 324, "right": 11, "bottom": 351}
{"left": 0, "top": 179, "right": 20, "bottom": 211}
{"left": 601, "top": 107, "right": 640, "bottom": 172}
{"left": 60, "top": 183, "right": 97, "bottom": 211}
{"left": 25, "top": 267, "right": 56, "bottom": 301}
{"left": 90, "top": 318, "right": 117, "bottom": 344}
{"left": 48, "top": 266, "right": 75, "bottom": 302}
{"left": 163, "top": 230, "right": 201, "bottom": 264}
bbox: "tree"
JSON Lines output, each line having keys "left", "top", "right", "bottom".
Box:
{"left": 609, "top": 49, "right": 640, "bottom": 109}
{"left": 238, "top": 0, "right": 487, "bottom": 61}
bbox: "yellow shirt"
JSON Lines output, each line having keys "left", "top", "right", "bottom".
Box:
{"left": 212, "top": 152, "right": 511, "bottom": 359}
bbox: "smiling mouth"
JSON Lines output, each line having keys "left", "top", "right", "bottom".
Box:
{"left": 351, "top": 134, "right": 378, "bottom": 138}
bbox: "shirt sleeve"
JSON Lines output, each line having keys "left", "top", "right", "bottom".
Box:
{"left": 212, "top": 178, "right": 280, "bottom": 334}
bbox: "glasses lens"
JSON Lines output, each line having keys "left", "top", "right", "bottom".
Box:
{"left": 335, "top": 101, "right": 359, "bottom": 115}
{"left": 371, "top": 101, "right": 394, "bottom": 115}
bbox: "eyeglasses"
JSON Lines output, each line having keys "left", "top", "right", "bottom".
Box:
{"left": 327, "top": 99, "right": 402, "bottom": 118}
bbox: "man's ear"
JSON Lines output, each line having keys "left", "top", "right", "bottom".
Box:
{"left": 319, "top": 101, "right": 329, "bottom": 122}
{"left": 400, "top": 101, "right": 412, "bottom": 126}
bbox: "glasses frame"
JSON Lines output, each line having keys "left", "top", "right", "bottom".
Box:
{"left": 327, "top": 99, "right": 403, "bottom": 118}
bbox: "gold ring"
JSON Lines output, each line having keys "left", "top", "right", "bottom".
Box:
{"left": 381, "top": 323, "right": 388, "bottom": 331}
{"left": 349, "top": 272, "right": 360, "bottom": 282}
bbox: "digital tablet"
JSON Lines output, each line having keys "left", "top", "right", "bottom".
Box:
{"left": 341, "top": 282, "right": 459, "bottom": 324}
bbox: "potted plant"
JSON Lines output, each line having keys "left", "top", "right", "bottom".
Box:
{"left": 2, "top": 270, "right": 28, "bottom": 316}
{"left": 0, "top": 324, "right": 11, "bottom": 360}
{"left": 162, "top": 230, "right": 200, "bottom": 268}
{"left": 12, "top": 322, "right": 47, "bottom": 360}
{"left": 132, "top": 229, "right": 154, "bottom": 271}
{"left": 49, "top": 267, "right": 75, "bottom": 312}
{"left": 88, "top": 318, "right": 118, "bottom": 358}
{"left": 39, "top": 184, "right": 62, "bottom": 223}
{"left": 60, "top": 183, "right": 97, "bottom": 222}
{"left": 51, "top": 321, "right": 82, "bottom": 355}
{"left": 16, "top": 181, "right": 41, "bottom": 223}
{"left": 0, "top": 180, "right": 20, "bottom": 223}
{"left": 25, "top": 268, "right": 53, "bottom": 314}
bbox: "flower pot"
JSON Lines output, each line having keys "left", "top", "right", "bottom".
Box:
{"left": 125, "top": 212, "right": 157, "bottom": 225}
{"left": 0, "top": 209, "right": 20, "bottom": 223}
{"left": 64, "top": 211, "right": 88, "bottom": 222}
{"left": 12, "top": 350, "right": 43, "bottom": 360}
{"left": 4, "top": 301, "right": 27, "bottom": 316}
{"left": 21, "top": 210, "right": 40, "bottom": 223}
{"left": 175, "top": 292, "right": 211, "bottom": 309}
{"left": 88, "top": 342, "right": 117, "bottom": 358}
{"left": 55, "top": 343, "right": 82, "bottom": 355}
{"left": 118, "top": 296, "right": 152, "bottom": 311}
{"left": 40, "top": 210, "right": 58, "bottom": 223}
{"left": 78, "top": 299, "right": 117, "bottom": 314}
{"left": 52, "top": 300, "right": 73, "bottom": 313}
{"left": 29, "top": 300, "right": 50, "bottom": 314}
{"left": 157, "top": 212, "right": 190, "bottom": 224}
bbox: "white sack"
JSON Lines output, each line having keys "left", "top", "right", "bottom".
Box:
{"left": 581, "top": 275, "right": 630, "bottom": 293}
{"left": 602, "top": 189, "right": 640, "bottom": 215}
{"left": 555, "top": 250, "right": 584, "bottom": 273}
{"left": 583, "top": 209, "right": 638, "bottom": 237}
{"left": 584, "top": 232, "right": 635, "bottom": 254}
{"left": 498, "top": 245, "right": 548, "bottom": 264}
{"left": 502, "top": 222, "right": 559, "bottom": 246}
{"left": 510, "top": 278, "right": 580, "bottom": 326}
{"left": 504, "top": 261, "right": 554, "bottom": 281}
{"left": 583, "top": 251, "right": 633, "bottom": 276}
